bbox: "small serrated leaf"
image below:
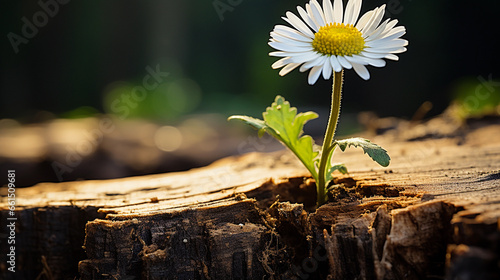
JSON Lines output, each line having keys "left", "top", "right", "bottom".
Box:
{"left": 263, "top": 96, "right": 319, "bottom": 178}
{"left": 331, "top": 164, "right": 348, "bottom": 175}
{"left": 325, "top": 163, "right": 348, "bottom": 183}
{"left": 229, "top": 96, "right": 320, "bottom": 180}
{"left": 335, "top": 137, "right": 390, "bottom": 167}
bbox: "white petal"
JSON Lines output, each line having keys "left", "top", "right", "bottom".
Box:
{"left": 323, "top": 0, "right": 334, "bottom": 24}
{"left": 366, "top": 46, "right": 406, "bottom": 53}
{"left": 355, "top": 10, "right": 374, "bottom": 31}
{"left": 344, "top": 0, "right": 362, "bottom": 25}
{"left": 310, "top": 0, "right": 326, "bottom": 27}
{"left": 269, "top": 51, "right": 292, "bottom": 57}
{"left": 380, "top": 20, "right": 399, "bottom": 37}
{"left": 322, "top": 58, "right": 333, "bottom": 80}
{"left": 359, "top": 51, "right": 387, "bottom": 59}
{"left": 358, "top": 8, "right": 378, "bottom": 34}
{"left": 308, "top": 55, "right": 327, "bottom": 68}
{"left": 308, "top": 65, "right": 323, "bottom": 85}
{"left": 391, "top": 47, "right": 407, "bottom": 54}
{"left": 371, "top": 23, "right": 406, "bottom": 39}
{"left": 364, "top": 57, "right": 386, "bottom": 67}
{"left": 347, "top": 55, "right": 367, "bottom": 65}
{"left": 343, "top": 0, "right": 354, "bottom": 24}
{"left": 301, "top": 5, "right": 318, "bottom": 32}
{"left": 351, "top": 54, "right": 385, "bottom": 67}
{"left": 279, "top": 62, "right": 301, "bottom": 76}
{"left": 351, "top": 62, "right": 370, "bottom": 80}
{"left": 297, "top": 6, "right": 319, "bottom": 32}
{"left": 283, "top": 12, "right": 315, "bottom": 38}
{"left": 305, "top": 4, "right": 323, "bottom": 31}
{"left": 369, "top": 27, "right": 406, "bottom": 43}
{"left": 271, "top": 33, "right": 313, "bottom": 47}
{"left": 290, "top": 51, "right": 321, "bottom": 64}
{"left": 351, "top": 0, "right": 363, "bottom": 25}
{"left": 333, "top": 0, "right": 343, "bottom": 23}
{"left": 272, "top": 57, "right": 293, "bottom": 69}
{"left": 365, "top": 38, "right": 408, "bottom": 49}
{"left": 300, "top": 55, "right": 326, "bottom": 71}
{"left": 274, "top": 25, "right": 313, "bottom": 41}
{"left": 269, "top": 41, "right": 312, "bottom": 52}
{"left": 299, "top": 64, "right": 309, "bottom": 72}
{"left": 369, "top": 20, "right": 402, "bottom": 42}
{"left": 345, "top": 55, "right": 376, "bottom": 66}
{"left": 366, "top": 39, "right": 408, "bottom": 49}
{"left": 364, "top": 19, "right": 390, "bottom": 41}
{"left": 337, "top": 56, "right": 352, "bottom": 69}
{"left": 330, "top": 56, "right": 342, "bottom": 72}
{"left": 381, "top": 26, "right": 406, "bottom": 40}
{"left": 362, "top": 5, "right": 386, "bottom": 37}
{"left": 385, "top": 54, "right": 399, "bottom": 60}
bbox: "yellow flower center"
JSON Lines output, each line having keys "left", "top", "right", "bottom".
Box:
{"left": 312, "top": 23, "right": 365, "bottom": 56}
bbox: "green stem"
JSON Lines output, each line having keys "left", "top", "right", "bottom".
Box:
{"left": 317, "top": 70, "right": 344, "bottom": 206}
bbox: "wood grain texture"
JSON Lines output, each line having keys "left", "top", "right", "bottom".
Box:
{"left": 1, "top": 117, "right": 499, "bottom": 279}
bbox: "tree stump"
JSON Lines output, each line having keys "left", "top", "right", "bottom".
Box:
{"left": 1, "top": 116, "right": 499, "bottom": 279}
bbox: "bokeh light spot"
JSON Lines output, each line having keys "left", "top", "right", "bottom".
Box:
{"left": 154, "top": 126, "right": 183, "bottom": 152}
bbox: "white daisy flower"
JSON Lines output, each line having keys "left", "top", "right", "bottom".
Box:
{"left": 269, "top": 0, "right": 408, "bottom": 84}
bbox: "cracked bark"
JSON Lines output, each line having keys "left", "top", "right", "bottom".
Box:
{"left": 1, "top": 117, "right": 500, "bottom": 279}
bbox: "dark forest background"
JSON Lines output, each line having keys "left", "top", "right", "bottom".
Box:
{"left": 1, "top": 0, "right": 499, "bottom": 121}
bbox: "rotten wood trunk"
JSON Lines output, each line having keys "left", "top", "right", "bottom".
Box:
{"left": 1, "top": 117, "right": 500, "bottom": 279}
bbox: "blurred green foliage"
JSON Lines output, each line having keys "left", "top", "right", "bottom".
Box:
{"left": 102, "top": 78, "right": 202, "bottom": 120}
{"left": 450, "top": 76, "right": 500, "bottom": 120}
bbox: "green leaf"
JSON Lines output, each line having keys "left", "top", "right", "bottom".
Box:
{"left": 227, "top": 115, "right": 269, "bottom": 137}
{"left": 229, "top": 96, "right": 319, "bottom": 179}
{"left": 325, "top": 163, "right": 348, "bottom": 182}
{"left": 262, "top": 96, "right": 319, "bottom": 178}
{"left": 334, "top": 137, "right": 391, "bottom": 167}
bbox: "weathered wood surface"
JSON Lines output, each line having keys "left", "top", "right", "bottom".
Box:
{"left": 1, "top": 116, "right": 500, "bottom": 279}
